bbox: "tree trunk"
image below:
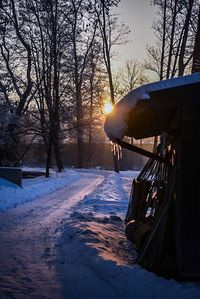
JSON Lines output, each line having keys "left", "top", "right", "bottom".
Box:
{"left": 76, "top": 85, "right": 84, "bottom": 169}
{"left": 54, "top": 141, "right": 63, "bottom": 172}
{"left": 46, "top": 141, "right": 52, "bottom": 178}
{"left": 160, "top": 0, "right": 167, "bottom": 80}
{"left": 192, "top": 7, "right": 200, "bottom": 73}
{"left": 178, "top": 0, "right": 194, "bottom": 76}
{"left": 100, "top": 2, "right": 119, "bottom": 172}
{"left": 166, "top": 0, "right": 178, "bottom": 79}
{"left": 77, "top": 126, "right": 84, "bottom": 168}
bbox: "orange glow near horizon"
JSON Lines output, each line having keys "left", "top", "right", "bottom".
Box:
{"left": 104, "top": 102, "right": 113, "bottom": 114}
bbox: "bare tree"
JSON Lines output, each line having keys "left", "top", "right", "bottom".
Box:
{"left": 116, "top": 59, "right": 149, "bottom": 98}
{"left": 178, "top": 0, "right": 195, "bottom": 76}
{"left": 192, "top": 5, "right": 200, "bottom": 72}
{"left": 0, "top": 0, "right": 130, "bottom": 171}
{"left": 145, "top": 0, "right": 198, "bottom": 79}
{"left": 0, "top": 0, "right": 33, "bottom": 165}
{"left": 25, "top": 0, "right": 69, "bottom": 176}
{"left": 96, "top": 0, "right": 130, "bottom": 172}
{"left": 114, "top": 59, "right": 149, "bottom": 157}
{"left": 63, "top": 0, "right": 99, "bottom": 168}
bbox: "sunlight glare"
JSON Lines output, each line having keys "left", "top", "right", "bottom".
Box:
{"left": 104, "top": 102, "right": 113, "bottom": 114}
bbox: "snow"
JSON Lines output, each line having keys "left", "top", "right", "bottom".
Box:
{"left": 0, "top": 168, "right": 86, "bottom": 211}
{"left": 104, "top": 72, "right": 200, "bottom": 141}
{"left": 0, "top": 168, "right": 200, "bottom": 298}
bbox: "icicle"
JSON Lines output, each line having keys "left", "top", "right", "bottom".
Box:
{"left": 110, "top": 141, "right": 115, "bottom": 156}
{"left": 110, "top": 141, "right": 123, "bottom": 160}
{"left": 117, "top": 144, "right": 122, "bottom": 160}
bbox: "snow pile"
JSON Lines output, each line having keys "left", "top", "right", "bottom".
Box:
{"left": 68, "top": 171, "right": 138, "bottom": 265}
{"left": 104, "top": 72, "right": 200, "bottom": 141}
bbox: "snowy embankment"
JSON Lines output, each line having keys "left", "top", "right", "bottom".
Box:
{"left": 57, "top": 170, "right": 200, "bottom": 299}
{"left": 0, "top": 168, "right": 91, "bottom": 211}
{"left": 0, "top": 168, "right": 200, "bottom": 299}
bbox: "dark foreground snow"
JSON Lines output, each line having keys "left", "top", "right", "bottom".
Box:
{"left": 0, "top": 169, "right": 200, "bottom": 299}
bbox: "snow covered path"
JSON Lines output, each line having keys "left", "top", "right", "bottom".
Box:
{"left": 1, "top": 169, "right": 200, "bottom": 299}
{"left": 0, "top": 172, "right": 104, "bottom": 299}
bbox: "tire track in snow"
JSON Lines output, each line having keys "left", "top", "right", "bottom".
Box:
{"left": 0, "top": 173, "right": 104, "bottom": 299}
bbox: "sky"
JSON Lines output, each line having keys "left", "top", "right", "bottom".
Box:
{"left": 112, "top": 0, "right": 157, "bottom": 71}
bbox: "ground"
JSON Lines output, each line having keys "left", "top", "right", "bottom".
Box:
{"left": 0, "top": 168, "right": 200, "bottom": 299}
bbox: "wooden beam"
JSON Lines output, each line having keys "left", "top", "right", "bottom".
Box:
{"left": 116, "top": 139, "right": 166, "bottom": 163}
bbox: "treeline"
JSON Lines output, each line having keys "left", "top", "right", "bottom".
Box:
{"left": 1, "top": 0, "right": 200, "bottom": 175}
{"left": 0, "top": 0, "right": 130, "bottom": 175}
{"left": 146, "top": 0, "right": 200, "bottom": 79}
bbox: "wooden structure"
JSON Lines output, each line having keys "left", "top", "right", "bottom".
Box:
{"left": 120, "top": 79, "right": 200, "bottom": 279}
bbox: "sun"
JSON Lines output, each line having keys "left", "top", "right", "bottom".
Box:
{"left": 104, "top": 102, "right": 113, "bottom": 114}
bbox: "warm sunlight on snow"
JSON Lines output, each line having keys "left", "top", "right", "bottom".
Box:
{"left": 104, "top": 102, "right": 113, "bottom": 114}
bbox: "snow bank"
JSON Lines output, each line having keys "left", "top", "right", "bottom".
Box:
{"left": 0, "top": 168, "right": 83, "bottom": 211}
{"left": 56, "top": 170, "right": 200, "bottom": 299}
{"left": 104, "top": 73, "right": 200, "bottom": 141}
{"left": 69, "top": 171, "right": 138, "bottom": 264}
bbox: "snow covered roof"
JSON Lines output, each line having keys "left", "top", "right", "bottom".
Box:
{"left": 104, "top": 73, "right": 200, "bottom": 140}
